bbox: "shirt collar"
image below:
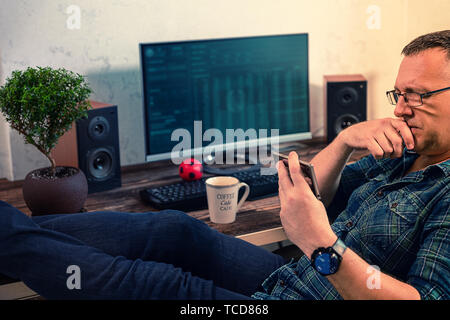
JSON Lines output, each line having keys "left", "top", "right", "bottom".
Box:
{"left": 401, "top": 149, "right": 450, "bottom": 180}
{"left": 405, "top": 149, "right": 450, "bottom": 176}
{"left": 429, "top": 158, "right": 450, "bottom": 177}
{"left": 366, "top": 149, "right": 449, "bottom": 182}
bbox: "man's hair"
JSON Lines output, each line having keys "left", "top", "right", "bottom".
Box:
{"left": 402, "top": 30, "right": 450, "bottom": 59}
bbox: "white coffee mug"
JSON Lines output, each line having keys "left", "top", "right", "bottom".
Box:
{"left": 205, "top": 176, "right": 250, "bottom": 224}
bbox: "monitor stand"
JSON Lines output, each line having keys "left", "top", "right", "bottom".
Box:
{"left": 201, "top": 141, "right": 310, "bottom": 176}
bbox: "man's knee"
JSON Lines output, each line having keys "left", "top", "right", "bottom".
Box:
{"left": 143, "top": 209, "right": 208, "bottom": 236}
{"left": 167, "top": 210, "right": 209, "bottom": 232}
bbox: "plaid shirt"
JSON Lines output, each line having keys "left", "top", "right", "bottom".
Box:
{"left": 252, "top": 149, "right": 450, "bottom": 300}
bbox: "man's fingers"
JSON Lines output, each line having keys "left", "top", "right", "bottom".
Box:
{"left": 374, "top": 132, "right": 394, "bottom": 158}
{"left": 368, "top": 137, "right": 385, "bottom": 159}
{"left": 304, "top": 177, "right": 313, "bottom": 188}
{"left": 288, "top": 152, "right": 311, "bottom": 188}
{"left": 390, "top": 119, "right": 414, "bottom": 150}
{"left": 384, "top": 127, "right": 405, "bottom": 158}
{"left": 368, "top": 119, "right": 413, "bottom": 159}
{"left": 288, "top": 152, "right": 302, "bottom": 184}
{"left": 277, "top": 160, "right": 293, "bottom": 191}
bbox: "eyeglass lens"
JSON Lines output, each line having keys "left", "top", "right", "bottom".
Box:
{"left": 389, "top": 92, "right": 421, "bottom": 106}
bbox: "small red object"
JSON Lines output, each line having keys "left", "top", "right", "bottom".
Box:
{"left": 179, "top": 158, "right": 203, "bottom": 181}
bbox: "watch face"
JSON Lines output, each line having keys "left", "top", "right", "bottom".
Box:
{"left": 314, "top": 252, "right": 340, "bottom": 275}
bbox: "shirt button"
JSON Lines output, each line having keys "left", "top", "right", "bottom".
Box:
{"left": 279, "top": 280, "right": 285, "bottom": 286}
{"left": 346, "top": 221, "right": 353, "bottom": 228}
{"left": 377, "top": 190, "right": 384, "bottom": 197}
{"left": 391, "top": 202, "right": 398, "bottom": 209}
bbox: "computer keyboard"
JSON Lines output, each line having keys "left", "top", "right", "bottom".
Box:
{"left": 139, "top": 166, "right": 279, "bottom": 211}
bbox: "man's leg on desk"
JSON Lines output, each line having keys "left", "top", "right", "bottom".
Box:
{"left": 0, "top": 201, "right": 284, "bottom": 299}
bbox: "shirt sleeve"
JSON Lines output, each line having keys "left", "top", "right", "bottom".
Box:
{"left": 406, "top": 196, "right": 450, "bottom": 300}
{"left": 326, "top": 155, "right": 376, "bottom": 222}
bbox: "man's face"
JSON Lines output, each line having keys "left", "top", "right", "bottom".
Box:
{"left": 394, "top": 48, "right": 450, "bottom": 157}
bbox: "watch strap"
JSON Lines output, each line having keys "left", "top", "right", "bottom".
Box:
{"left": 332, "top": 238, "right": 347, "bottom": 257}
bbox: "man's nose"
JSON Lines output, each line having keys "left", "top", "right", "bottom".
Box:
{"left": 393, "top": 96, "right": 413, "bottom": 117}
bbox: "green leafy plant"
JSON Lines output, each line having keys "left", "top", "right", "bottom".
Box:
{"left": 0, "top": 66, "right": 92, "bottom": 176}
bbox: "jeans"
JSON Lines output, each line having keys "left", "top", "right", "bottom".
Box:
{"left": 0, "top": 201, "right": 285, "bottom": 299}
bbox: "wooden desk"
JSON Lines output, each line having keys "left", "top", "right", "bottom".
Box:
{"left": 0, "top": 138, "right": 367, "bottom": 246}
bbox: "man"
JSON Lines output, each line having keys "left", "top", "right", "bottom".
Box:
{"left": 0, "top": 30, "right": 449, "bottom": 300}
{"left": 274, "top": 30, "right": 450, "bottom": 299}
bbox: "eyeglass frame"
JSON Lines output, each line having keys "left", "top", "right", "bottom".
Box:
{"left": 386, "top": 86, "right": 450, "bottom": 107}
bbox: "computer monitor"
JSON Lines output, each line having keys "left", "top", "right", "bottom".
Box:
{"left": 140, "top": 33, "right": 311, "bottom": 164}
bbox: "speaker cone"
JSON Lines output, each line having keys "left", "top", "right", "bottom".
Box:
{"left": 336, "top": 87, "right": 358, "bottom": 107}
{"left": 87, "top": 147, "right": 114, "bottom": 180}
{"left": 88, "top": 116, "right": 110, "bottom": 141}
{"left": 334, "top": 114, "right": 360, "bottom": 135}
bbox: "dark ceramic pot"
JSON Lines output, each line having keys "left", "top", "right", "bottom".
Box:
{"left": 22, "top": 166, "right": 88, "bottom": 216}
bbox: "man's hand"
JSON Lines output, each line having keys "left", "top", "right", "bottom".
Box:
{"left": 338, "top": 118, "right": 415, "bottom": 159}
{"left": 277, "top": 152, "right": 337, "bottom": 259}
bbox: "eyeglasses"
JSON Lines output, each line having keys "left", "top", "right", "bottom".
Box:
{"left": 386, "top": 86, "right": 450, "bottom": 107}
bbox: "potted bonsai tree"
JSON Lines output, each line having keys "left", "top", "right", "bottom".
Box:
{"left": 0, "top": 66, "right": 92, "bottom": 215}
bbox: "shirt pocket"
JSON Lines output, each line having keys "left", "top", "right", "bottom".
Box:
{"left": 359, "top": 189, "right": 418, "bottom": 263}
{"left": 387, "top": 190, "right": 420, "bottom": 224}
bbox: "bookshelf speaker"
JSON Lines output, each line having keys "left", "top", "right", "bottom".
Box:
{"left": 324, "top": 75, "right": 367, "bottom": 143}
{"left": 76, "top": 105, "right": 122, "bottom": 194}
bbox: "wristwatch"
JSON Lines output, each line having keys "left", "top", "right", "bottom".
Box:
{"left": 311, "top": 238, "right": 347, "bottom": 276}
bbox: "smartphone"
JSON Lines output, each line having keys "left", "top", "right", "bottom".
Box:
{"left": 273, "top": 152, "right": 322, "bottom": 201}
